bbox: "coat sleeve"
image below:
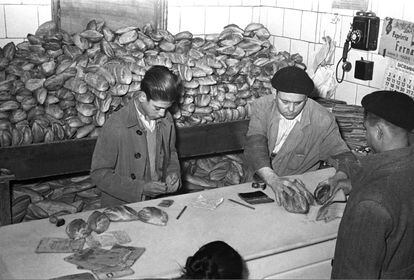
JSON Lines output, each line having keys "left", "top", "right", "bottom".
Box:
{"left": 166, "top": 123, "right": 181, "bottom": 177}
{"left": 244, "top": 100, "right": 271, "bottom": 172}
{"left": 318, "top": 115, "right": 351, "bottom": 168}
{"left": 331, "top": 200, "right": 392, "bottom": 279}
{"left": 90, "top": 121, "right": 144, "bottom": 203}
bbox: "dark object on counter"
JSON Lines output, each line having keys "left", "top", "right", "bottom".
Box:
{"left": 314, "top": 182, "right": 332, "bottom": 205}
{"left": 158, "top": 199, "right": 174, "bottom": 207}
{"left": 238, "top": 191, "right": 274, "bottom": 205}
{"left": 251, "top": 182, "right": 266, "bottom": 190}
{"left": 176, "top": 205, "right": 187, "bottom": 220}
{"left": 228, "top": 198, "right": 255, "bottom": 210}
{"left": 49, "top": 210, "right": 71, "bottom": 227}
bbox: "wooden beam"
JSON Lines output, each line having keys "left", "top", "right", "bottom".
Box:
{"left": 0, "top": 120, "right": 249, "bottom": 181}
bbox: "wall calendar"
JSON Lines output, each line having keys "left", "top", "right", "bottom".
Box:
{"left": 383, "top": 60, "right": 414, "bottom": 99}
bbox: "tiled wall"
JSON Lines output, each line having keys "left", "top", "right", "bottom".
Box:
{"left": 0, "top": 0, "right": 51, "bottom": 46}
{"left": 167, "top": 0, "right": 412, "bottom": 105}
{"left": 2, "top": 0, "right": 413, "bottom": 105}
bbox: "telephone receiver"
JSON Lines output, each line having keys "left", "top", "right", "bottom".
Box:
{"left": 341, "top": 26, "right": 353, "bottom": 72}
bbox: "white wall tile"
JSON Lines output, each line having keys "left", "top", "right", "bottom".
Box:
{"left": 261, "top": 0, "right": 276, "bottom": 6}
{"left": 369, "top": 53, "right": 389, "bottom": 89}
{"left": 217, "top": 0, "right": 242, "bottom": 6}
{"left": 258, "top": 6, "right": 268, "bottom": 25}
{"left": 317, "top": 0, "right": 333, "bottom": 13}
{"left": 0, "top": 0, "right": 49, "bottom": 4}
{"left": 37, "top": 5, "right": 51, "bottom": 26}
{"left": 168, "top": 0, "right": 180, "bottom": 7}
{"left": 0, "top": 5, "right": 5, "bottom": 38}
{"left": 5, "top": 5, "right": 38, "bottom": 37}
{"left": 339, "top": 15, "right": 352, "bottom": 47}
{"left": 402, "top": 1, "right": 414, "bottom": 22}
{"left": 290, "top": 39, "right": 309, "bottom": 65}
{"left": 273, "top": 36, "right": 291, "bottom": 52}
{"left": 316, "top": 13, "right": 341, "bottom": 46}
{"left": 294, "top": 0, "right": 313, "bottom": 11}
{"left": 0, "top": 38, "right": 23, "bottom": 47}
{"left": 376, "top": 0, "right": 404, "bottom": 20}
{"left": 177, "top": 0, "right": 195, "bottom": 6}
{"left": 277, "top": 0, "right": 294, "bottom": 9}
{"left": 283, "top": 9, "right": 302, "bottom": 39}
{"left": 301, "top": 11, "right": 317, "bottom": 42}
{"left": 180, "top": 7, "right": 205, "bottom": 34}
{"left": 252, "top": 7, "right": 260, "bottom": 23}
{"left": 334, "top": 45, "right": 343, "bottom": 65}
{"left": 195, "top": 0, "right": 219, "bottom": 6}
{"left": 334, "top": 81, "right": 357, "bottom": 104}
{"left": 355, "top": 84, "right": 374, "bottom": 105}
{"left": 267, "top": 7, "right": 284, "bottom": 36}
{"left": 205, "top": 7, "right": 230, "bottom": 34}
{"left": 242, "top": 0, "right": 260, "bottom": 6}
{"left": 229, "top": 7, "right": 254, "bottom": 29}
{"left": 167, "top": 6, "right": 181, "bottom": 34}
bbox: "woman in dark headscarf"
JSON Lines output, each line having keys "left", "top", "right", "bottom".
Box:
{"left": 180, "top": 241, "right": 246, "bottom": 279}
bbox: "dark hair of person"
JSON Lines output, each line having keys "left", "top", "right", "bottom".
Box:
{"left": 364, "top": 110, "right": 407, "bottom": 134}
{"left": 140, "top": 65, "right": 181, "bottom": 103}
{"left": 180, "top": 241, "right": 244, "bottom": 279}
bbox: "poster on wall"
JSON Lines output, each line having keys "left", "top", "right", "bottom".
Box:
{"left": 332, "top": 0, "right": 368, "bottom": 11}
{"left": 378, "top": 17, "right": 414, "bottom": 65}
{"left": 383, "top": 60, "right": 414, "bottom": 99}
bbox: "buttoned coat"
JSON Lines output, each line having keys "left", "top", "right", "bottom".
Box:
{"left": 91, "top": 101, "right": 180, "bottom": 207}
{"left": 244, "top": 94, "right": 350, "bottom": 176}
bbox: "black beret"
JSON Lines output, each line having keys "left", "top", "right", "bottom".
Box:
{"left": 361, "top": 90, "right": 414, "bottom": 131}
{"left": 271, "top": 66, "right": 314, "bottom": 95}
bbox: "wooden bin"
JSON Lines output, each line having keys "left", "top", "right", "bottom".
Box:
{"left": 52, "top": 0, "right": 167, "bottom": 34}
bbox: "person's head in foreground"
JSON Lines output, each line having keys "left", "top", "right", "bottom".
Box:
{"left": 361, "top": 90, "right": 414, "bottom": 153}
{"left": 271, "top": 65, "right": 314, "bottom": 120}
{"left": 136, "top": 65, "right": 181, "bottom": 120}
{"left": 180, "top": 240, "right": 245, "bottom": 279}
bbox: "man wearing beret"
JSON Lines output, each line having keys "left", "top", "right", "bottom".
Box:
{"left": 328, "top": 90, "right": 414, "bottom": 278}
{"left": 244, "top": 66, "right": 350, "bottom": 205}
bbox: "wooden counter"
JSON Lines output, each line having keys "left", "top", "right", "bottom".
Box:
{"left": 0, "top": 168, "right": 339, "bottom": 279}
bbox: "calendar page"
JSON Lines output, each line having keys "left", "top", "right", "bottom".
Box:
{"left": 383, "top": 60, "right": 414, "bottom": 99}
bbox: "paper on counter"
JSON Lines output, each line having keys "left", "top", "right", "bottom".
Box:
{"left": 35, "top": 237, "right": 85, "bottom": 253}
{"left": 86, "top": 230, "right": 131, "bottom": 248}
{"left": 190, "top": 194, "right": 224, "bottom": 210}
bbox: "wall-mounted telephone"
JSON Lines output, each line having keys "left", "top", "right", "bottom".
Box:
{"left": 336, "top": 11, "right": 380, "bottom": 83}
{"left": 351, "top": 11, "right": 380, "bottom": 51}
